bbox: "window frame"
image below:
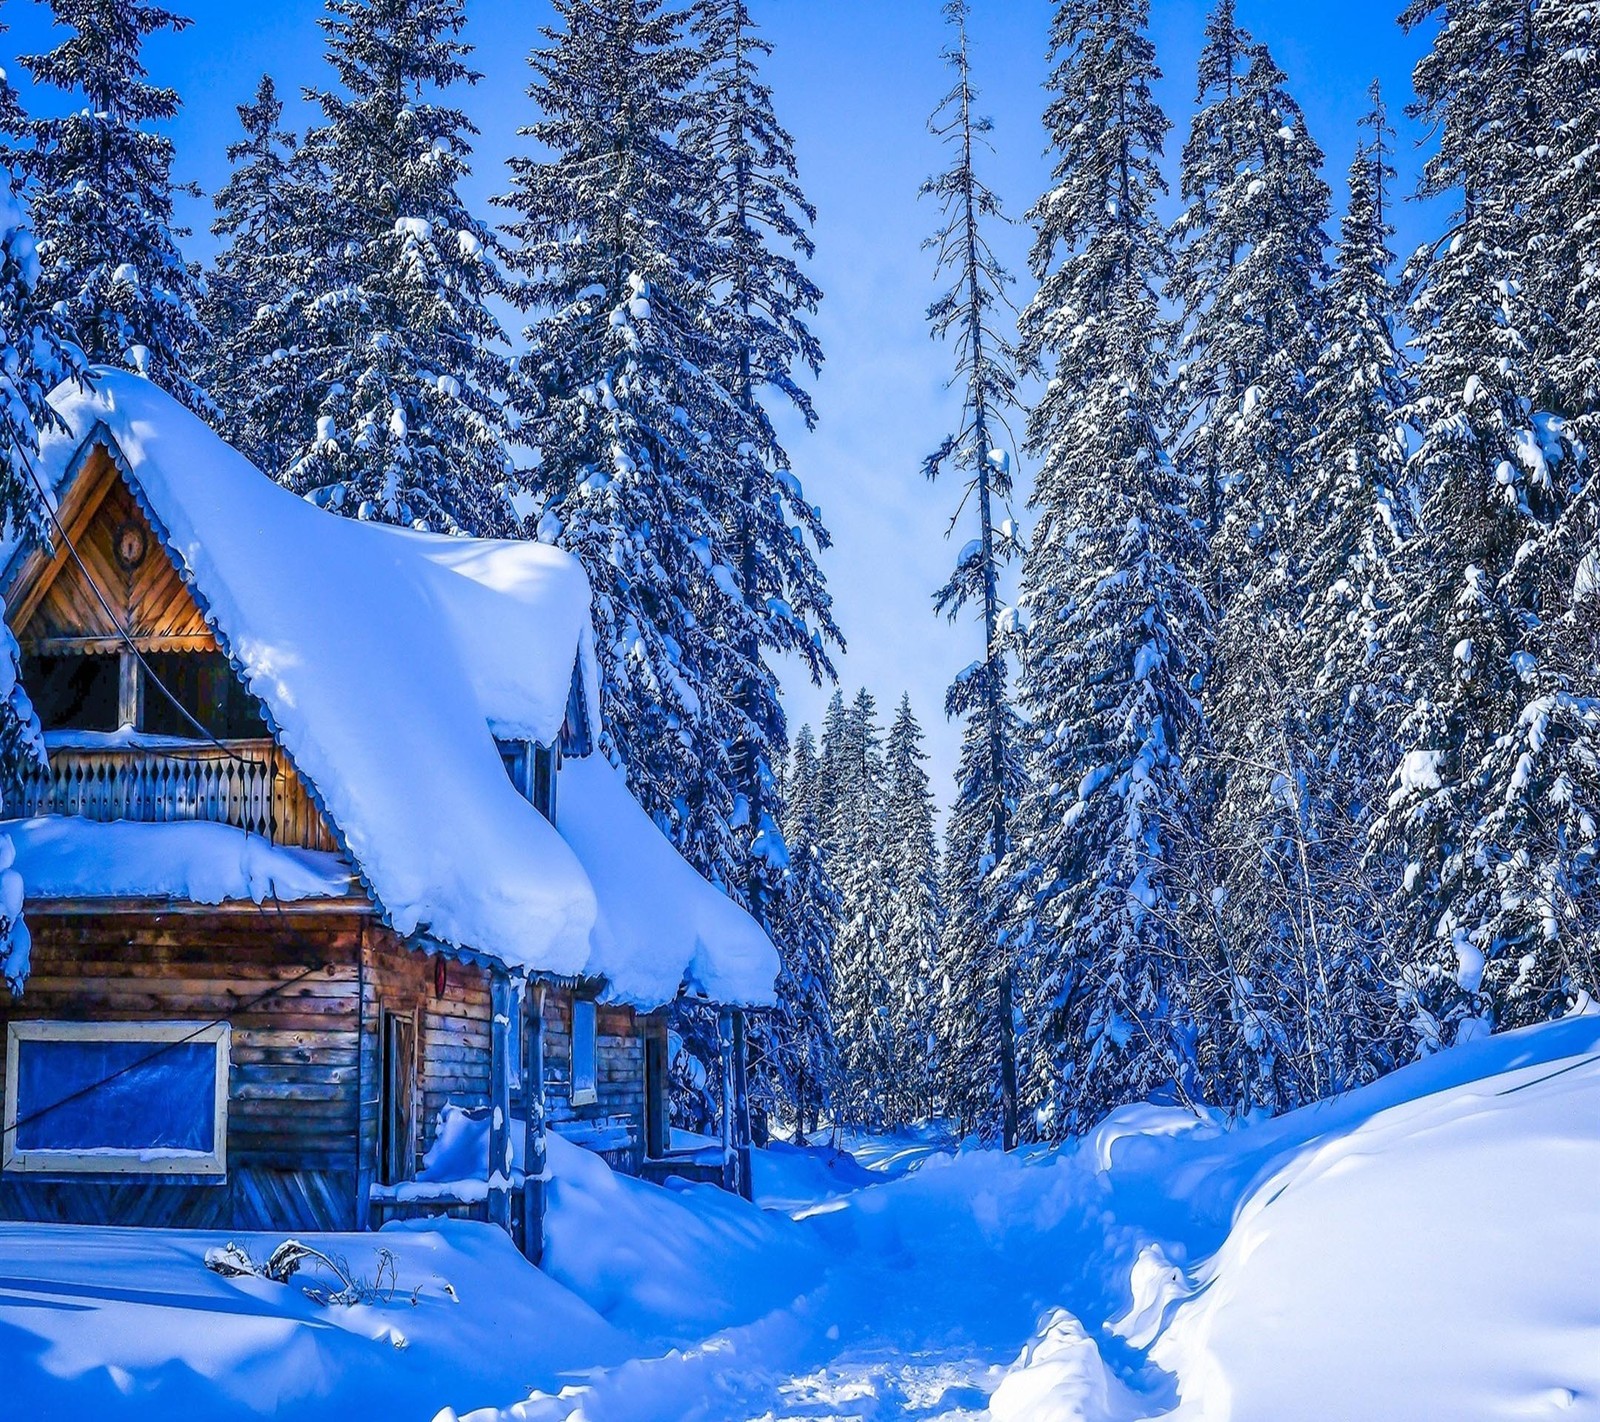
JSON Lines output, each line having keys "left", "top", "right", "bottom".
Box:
{"left": 3, "top": 1020, "right": 230, "bottom": 1177}
{"left": 570, "top": 998, "right": 598, "bottom": 1107}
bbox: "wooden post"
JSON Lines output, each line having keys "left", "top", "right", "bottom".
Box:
{"left": 354, "top": 927, "right": 372, "bottom": 1230}
{"left": 718, "top": 1007, "right": 737, "bottom": 1195}
{"left": 522, "top": 980, "right": 548, "bottom": 1265}
{"left": 731, "top": 1008, "right": 754, "bottom": 1202}
{"left": 488, "top": 967, "right": 513, "bottom": 1232}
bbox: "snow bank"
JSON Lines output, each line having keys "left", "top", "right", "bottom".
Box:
{"left": 0, "top": 1219, "right": 626, "bottom": 1420}
{"left": 6, "top": 992, "right": 1596, "bottom": 1420}
{"left": 992, "top": 1014, "right": 1600, "bottom": 1421}
{"left": 13, "top": 371, "right": 774, "bottom": 1006}
{"left": 7, "top": 815, "right": 354, "bottom": 904}
{"left": 413, "top": 1105, "right": 815, "bottom": 1340}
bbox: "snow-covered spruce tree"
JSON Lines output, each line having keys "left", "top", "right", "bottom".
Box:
{"left": 819, "top": 688, "right": 896, "bottom": 1127}
{"left": 1167, "top": 0, "right": 1330, "bottom": 618}
{"left": 199, "top": 75, "right": 314, "bottom": 481}
{"left": 1536, "top": 0, "right": 1600, "bottom": 434}
{"left": 763, "top": 724, "right": 839, "bottom": 1140}
{"left": 1166, "top": 0, "right": 1332, "bottom": 1111}
{"left": 919, "top": 0, "right": 1025, "bottom": 1148}
{"left": 1376, "top": 0, "right": 1597, "bottom": 1041}
{"left": 1012, "top": 0, "right": 1211, "bottom": 1135}
{"left": 683, "top": 0, "right": 838, "bottom": 929}
{"left": 498, "top": 0, "right": 763, "bottom": 891}
{"left": 0, "top": 41, "right": 81, "bottom": 992}
{"left": 284, "top": 0, "right": 510, "bottom": 534}
{"left": 939, "top": 705, "right": 1025, "bottom": 1135}
{"left": 881, "top": 694, "right": 943, "bottom": 1125}
{"left": 1254, "top": 87, "right": 1414, "bottom": 1099}
{"left": 14, "top": 0, "right": 207, "bottom": 409}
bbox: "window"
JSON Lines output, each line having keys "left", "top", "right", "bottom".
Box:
{"left": 20, "top": 653, "right": 120, "bottom": 732}
{"left": 497, "top": 738, "right": 559, "bottom": 823}
{"left": 570, "top": 999, "right": 597, "bottom": 1106}
{"left": 3, "top": 1021, "right": 229, "bottom": 1176}
{"left": 21, "top": 649, "right": 265, "bottom": 740}
{"left": 532, "top": 745, "right": 557, "bottom": 822}
{"left": 497, "top": 739, "right": 531, "bottom": 798}
{"left": 140, "top": 652, "right": 265, "bottom": 740}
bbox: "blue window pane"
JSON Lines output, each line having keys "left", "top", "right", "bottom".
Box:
{"left": 572, "top": 1000, "right": 597, "bottom": 1100}
{"left": 15, "top": 1039, "right": 217, "bottom": 1154}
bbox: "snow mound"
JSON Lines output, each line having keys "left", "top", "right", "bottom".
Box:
{"left": 0, "top": 1219, "right": 626, "bottom": 1420}
{"left": 6, "top": 815, "right": 355, "bottom": 904}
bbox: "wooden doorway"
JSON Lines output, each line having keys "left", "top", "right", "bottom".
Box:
{"left": 644, "top": 1032, "right": 667, "bottom": 1159}
{"left": 379, "top": 1010, "right": 418, "bottom": 1185}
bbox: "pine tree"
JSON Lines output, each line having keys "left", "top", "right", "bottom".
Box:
{"left": 881, "top": 694, "right": 942, "bottom": 1124}
{"left": 1167, "top": 0, "right": 1330, "bottom": 619}
{"left": 684, "top": 0, "right": 838, "bottom": 928}
{"left": 764, "top": 725, "right": 839, "bottom": 1139}
{"left": 819, "top": 688, "right": 896, "bottom": 1126}
{"left": 1166, "top": 0, "right": 1333, "bottom": 1111}
{"left": 285, "top": 0, "right": 511, "bottom": 534}
{"left": 919, "top": 0, "right": 1024, "bottom": 1148}
{"left": 1254, "top": 87, "right": 1413, "bottom": 1100}
{"left": 0, "top": 37, "right": 81, "bottom": 991}
{"left": 498, "top": 0, "right": 775, "bottom": 894}
{"left": 1012, "top": 0, "right": 1210, "bottom": 1136}
{"left": 200, "top": 75, "right": 312, "bottom": 480}
{"left": 14, "top": 0, "right": 207, "bottom": 408}
{"left": 938, "top": 705, "right": 1025, "bottom": 1136}
{"left": 1377, "top": 0, "right": 1597, "bottom": 1041}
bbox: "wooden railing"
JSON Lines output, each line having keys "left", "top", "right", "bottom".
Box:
{"left": 13, "top": 740, "right": 339, "bottom": 852}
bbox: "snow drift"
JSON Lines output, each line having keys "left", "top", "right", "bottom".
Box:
{"left": 1, "top": 1014, "right": 1595, "bottom": 1419}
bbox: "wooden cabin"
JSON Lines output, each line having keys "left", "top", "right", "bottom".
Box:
{"left": 0, "top": 372, "right": 775, "bottom": 1258}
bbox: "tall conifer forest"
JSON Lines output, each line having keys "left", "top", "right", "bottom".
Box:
{"left": 1, "top": 0, "right": 1597, "bottom": 1143}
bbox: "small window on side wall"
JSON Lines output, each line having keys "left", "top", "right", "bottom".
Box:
{"left": 3, "top": 1021, "right": 229, "bottom": 1176}
{"left": 570, "top": 999, "right": 598, "bottom": 1106}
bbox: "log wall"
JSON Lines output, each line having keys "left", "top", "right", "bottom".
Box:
{"left": 0, "top": 906, "right": 367, "bottom": 1229}
{"left": 0, "top": 907, "right": 657, "bottom": 1232}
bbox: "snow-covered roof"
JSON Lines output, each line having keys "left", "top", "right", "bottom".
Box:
{"left": 558, "top": 757, "right": 778, "bottom": 1008}
{"left": 8, "top": 370, "right": 777, "bottom": 1007}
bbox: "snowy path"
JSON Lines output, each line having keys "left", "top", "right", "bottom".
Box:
{"left": 2, "top": 1018, "right": 1599, "bottom": 1420}
{"left": 468, "top": 1019, "right": 1600, "bottom": 1422}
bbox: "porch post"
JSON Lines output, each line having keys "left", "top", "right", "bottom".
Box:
{"left": 718, "top": 1007, "right": 736, "bottom": 1194}
{"left": 731, "top": 1008, "right": 754, "bottom": 1202}
{"left": 488, "top": 967, "right": 514, "bottom": 1231}
{"left": 522, "top": 980, "right": 548, "bottom": 1265}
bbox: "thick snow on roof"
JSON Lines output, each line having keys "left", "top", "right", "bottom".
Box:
{"left": 8, "top": 817, "right": 355, "bottom": 904}
{"left": 558, "top": 756, "right": 778, "bottom": 1007}
{"left": 18, "top": 371, "right": 775, "bottom": 1006}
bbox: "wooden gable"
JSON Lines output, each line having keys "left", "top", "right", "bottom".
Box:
{"left": 6, "top": 443, "right": 215, "bottom": 656}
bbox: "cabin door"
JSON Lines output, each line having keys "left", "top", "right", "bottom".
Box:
{"left": 380, "top": 1010, "right": 418, "bottom": 1185}
{"left": 644, "top": 1033, "right": 667, "bottom": 1159}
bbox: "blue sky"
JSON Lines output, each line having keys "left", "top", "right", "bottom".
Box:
{"left": 4, "top": 0, "right": 1438, "bottom": 812}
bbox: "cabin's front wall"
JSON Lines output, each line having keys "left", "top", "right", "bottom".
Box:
{"left": 0, "top": 906, "right": 368, "bottom": 1229}
{"left": 0, "top": 906, "right": 660, "bottom": 1232}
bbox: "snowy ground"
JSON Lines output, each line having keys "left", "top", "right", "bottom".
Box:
{"left": 2, "top": 1016, "right": 1598, "bottom": 1420}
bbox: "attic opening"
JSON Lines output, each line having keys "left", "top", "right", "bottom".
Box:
{"left": 494, "top": 660, "right": 593, "bottom": 820}
{"left": 23, "top": 649, "right": 267, "bottom": 741}
{"left": 6, "top": 443, "right": 269, "bottom": 744}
